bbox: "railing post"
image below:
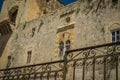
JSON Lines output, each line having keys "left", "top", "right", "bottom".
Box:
{"left": 92, "top": 58, "right": 96, "bottom": 80}
{"left": 73, "top": 61, "right": 76, "bottom": 80}
{"left": 104, "top": 57, "right": 106, "bottom": 80}
{"left": 82, "top": 59, "right": 85, "bottom": 80}
{"left": 63, "top": 51, "right": 67, "bottom": 80}
{"left": 54, "top": 72, "right": 57, "bottom": 80}
{"left": 115, "top": 55, "right": 118, "bottom": 80}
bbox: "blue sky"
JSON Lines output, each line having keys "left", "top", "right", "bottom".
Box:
{"left": 0, "top": 0, "right": 77, "bottom": 11}
{"left": 0, "top": 0, "right": 3, "bottom": 11}
{"left": 60, "top": 0, "right": 77, "bottom": 5}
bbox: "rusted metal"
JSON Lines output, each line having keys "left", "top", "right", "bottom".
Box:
{"left": 65, "top": 42, "right": 120, "bottom": 80}
{"left": 0, "top": 60, "right": 64, "bottom": 80}
{"left": 0, "top": 42, "right": 120, "bottom": 80}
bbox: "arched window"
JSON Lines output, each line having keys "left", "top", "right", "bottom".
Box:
{"left": 11, "top": 9, "right": 18, "bottom": 23}
{"left": 9, "top": 6, "right": 18, "bottom": 24}
{"left": 66, "top": 40, "right": 70, "bottom": 51}
{"left": 59, "top": 41, "right": 64, "bottom": 58}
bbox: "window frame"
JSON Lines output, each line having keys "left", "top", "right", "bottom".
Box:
{"left": 8, "top": 6, "right": 19, "bottom": 25}
{"left": 111, "top": 29, "right": 120, "bottom": 42}
{"left": 59, "top": 41, "right": 64, "bottom": 58}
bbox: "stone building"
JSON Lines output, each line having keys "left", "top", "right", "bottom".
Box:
{"left": 0, "top": 0, "right": 64, "bottom": 68}
{"left": 0, "top": 0, "right": 120, "bottom": 80}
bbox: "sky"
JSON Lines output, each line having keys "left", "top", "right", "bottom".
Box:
{"left": 60, "top": 0, "right": 77, "bottom": 5}
{"left": 0, "top": 0, "right": 3, "bottom": 11}
{"left": 0, "top": 0, "right": 77, "bottom": 11}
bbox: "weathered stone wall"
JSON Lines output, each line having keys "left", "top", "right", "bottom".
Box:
{"left": 36, "top": 0, "right": 64, "bottom": 15}
{"left": 6, "top": 0, "right": 119, "bottom": 68}
{"left": 0, "top": 0, "right": 63, "bottom": 68}
{"left": 75, "top": 1, "right": 120, "bottom": 48}
{"left": 21, "top": 0, "right": 64, "bottom": 22}
{"left": 6, "top": 2, "right": 78, "bottom": 67}
{"left": 0, "top": 0, "right": 63, "bottom": 26}
{"left": 0, "top": 0, "right": 119, "bottom": 70}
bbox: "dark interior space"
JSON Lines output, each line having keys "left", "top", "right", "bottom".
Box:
{"left": 0, "top": 22, "right": 12, "bottom": 57}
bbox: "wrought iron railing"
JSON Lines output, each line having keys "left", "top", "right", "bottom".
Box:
{"left": 0, "top": 42, "right": 120, "bottom": 80}
{"left": 64, "top": 42, "right": 120, "bottom": 80}
{"left": 0, "top": 60, "right": 64, "bottom": 80}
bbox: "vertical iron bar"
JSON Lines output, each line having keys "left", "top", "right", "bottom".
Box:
{"left": 116, "top": 56, "right": 118, "bottom": 80}
{"left": 34, "top": 74, "right": 37, "bottom": 80}
{"left": 40, "top": 74, "right": 42, "bottom": 80}
{"left": 73, "top": 61, "right": 76, "bottom": 80}
{"left": 28, "top": 74, "right": 30, "bottom": 80}
{"left": 93, "top": 58, "right": 95, "bottom": 80}
{"left": 63, "top": 52, "right": 67, "bottom": 80}
{"left": 7, "top": 76, "right": 8, "bottom": 80}
{"left": 82, "top": 60, "right": 85, "bottom": 80}
{"left": 3, "top": 76, "right": 5, "bottom": 80}
{"left": 54, "top": 72, "right": 57, "bottom": 80}
{"left": 104, "top": 57, "right": 106, "bottom": 80}
{"left": 47, "top": 72, "right": 49, "bottom": 80}
{"left": 12, "top": 76, "right": 14, "bottom": 80}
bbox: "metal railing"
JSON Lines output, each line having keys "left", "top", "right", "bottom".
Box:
{"left": 0, "top": 42, "right": 120, "bottom": 80}
{"left": 0, "top": 60, "right": 64, "bottom": 80}
{"left": 64, "top": 42, "right": 120, "bottom": 80}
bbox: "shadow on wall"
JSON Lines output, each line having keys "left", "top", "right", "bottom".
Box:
{"left": 0, "top": 33, "right": 12, "bottom": 57}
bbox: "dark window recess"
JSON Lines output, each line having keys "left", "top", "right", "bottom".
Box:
{"left": 66, "top": 40, "right": 70, "bottom": 51}
{"left": 112, "top": 29, "right": 120, "bottom": 42}
{"left": 43, "top": 9, "right": 47, "bottom": 14}
{"left": 59, "top": 41, "right": 64, "bottom": 59}
{"left": 46, "top": 0, "right": 49, "bottom": 2}
{"left": 27, "top": 51, "right": 32, "bottom": 63}
{"left": 112, "top": 0, "right": 118, "bottom": 5}
{"left": 10, "top": 9, "right": 18, "bottom": 23}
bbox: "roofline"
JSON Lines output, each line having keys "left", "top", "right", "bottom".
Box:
{"left": 57, "top": 0, "right": 66, "bottom": 6}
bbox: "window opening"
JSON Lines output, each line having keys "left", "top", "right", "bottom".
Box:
{"left": 27, "top": 51, "right": 32, "bottom": 63}
{"left": 11, "top": 9, "right": 18, "bottom": 23}
{"left": 9, "top": 6, "right": 18, "bottom": 24}
{"left": 46, "top": 0, "right": 49, "bottom": 2}
{"left": 66, "top": 40, "right": 70, "bottom": 51}
{"left": 59, "top": 41, "right": 64, "bottom": 59}
{"left": 112, "top": 0, "right": 118, "bottom": 5}
{"left": 112, "top": 29, "right": 120, "bottom": 42}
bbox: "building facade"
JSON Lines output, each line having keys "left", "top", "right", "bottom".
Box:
{"left": 0, "top": 0, "right": 120, "bottom": 79}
